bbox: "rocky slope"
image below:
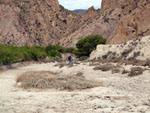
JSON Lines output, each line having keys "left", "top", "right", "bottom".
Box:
{"left": 90, "top": 35, "right": 150, "bottom": 61}
{"left": 61, "top": 0, "right": 150, "bottom": 47}
{"left": 0, "top": 0, "right": 99, "bottom": 46}
{"left": 0, "top": 0, "right": 80, "bottom": 46}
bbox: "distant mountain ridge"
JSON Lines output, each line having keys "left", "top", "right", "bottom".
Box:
{"left": 74, "top": 9, "right": 86, "bottom": 14}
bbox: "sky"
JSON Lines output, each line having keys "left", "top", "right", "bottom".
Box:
{"left": 58, "top": 0, "right": 102, "bottom": 10}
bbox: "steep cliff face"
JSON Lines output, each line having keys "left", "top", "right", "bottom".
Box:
{"left": 108, "top": 0, "right": 150, "bottom": 44}
{"left": 96, "top": 0, "right": 150, "bottom": 44}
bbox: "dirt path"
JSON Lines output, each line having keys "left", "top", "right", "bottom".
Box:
{"left": 0, "top": 62, "right": 150, "bottom": 113}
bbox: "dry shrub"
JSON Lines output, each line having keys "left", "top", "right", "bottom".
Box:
{"left": 89, "top": 62, "right": 100, "bottom": 66}
{"left": 121, "top": 48, "right": 133, "bottom": 58}
{"left": 59, "top": 64, "right": 64, "bottom": 68}
{"left": 54, "top": 63, "right": 67, "bottom": 68}
{"left": 17, "top": 71, "right": 102, "bottom": 91}
{"left": 122, "top": 69, "right": 130, "bottom": 74}
{"left": 75, "top": 72, "right": 84, "bottom": 77}
{"left": 111, "top": 68, "right": 120, "bottom": 74}
{"left": 93, "top": 64, "right": 116, "bottom": 71}
{"left": 128, "top": 67, "right": 144, "bottom": 77}
{"left": 142, "top": 60, "right": 150, "bottom": 67}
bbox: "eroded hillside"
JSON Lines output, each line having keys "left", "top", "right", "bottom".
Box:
{"left": 0, "top": 0, "right": 99, "bottom": 46}
{"left": 61, "top": 0, "right": 150, "bottom": 47}
{"left": 0, "top": 0, "right": 150, "bottom": 47}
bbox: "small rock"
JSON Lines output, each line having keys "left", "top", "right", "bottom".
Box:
{"left": 104, "top": 96, "right": 111, "bottom": 100}
{"left": 95, "top": 104, "right": 109, "bottom": 109}
{"left": 96, "top": 95, "right": 102, "bottom": 99}
{"left": 111, "top": 104, "right": 118, "bottom": 109}
{"left": 17, "top": 82, "right": 22, "bottom": 87}
{"left": 143, "top": 102, "right": 150, "bottom": 106}
{"left": 45, "top": 106, "right": 49, "bottom": 109}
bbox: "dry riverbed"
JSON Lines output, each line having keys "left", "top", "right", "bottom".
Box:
{"left": 0, "top": 62, "right": 150, "bottom": 113}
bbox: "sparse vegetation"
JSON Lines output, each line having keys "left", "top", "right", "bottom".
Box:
{"left": 121, "top": 48, "right": 133, "bottom": 58}
{"left": 59, "top": 64, "right": 64, "bottom": 68}
{"left": 142, "top": 59, "right": 150, "bottom": 67}
{"left": 111, "top": 68, "right": 120, "bottom": 74}
{"left": 16, "top": 71, "right": 102, "bottom": 91}
{"left": 93, "top": 64, "right": 116, "bottom": 71}
{"left": 128, "top": 67, "right": 144, "bottom": 77}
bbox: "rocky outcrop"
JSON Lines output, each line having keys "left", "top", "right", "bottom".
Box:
{"left": 101, "top": 0, "right": 150, "bottom": 44}
{"left": 108, "top": 1, "right": 150, "bottom": 44}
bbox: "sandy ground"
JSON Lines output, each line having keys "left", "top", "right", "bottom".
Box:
{"left": 0, "top": 62, "right": 150, "bottom": 113}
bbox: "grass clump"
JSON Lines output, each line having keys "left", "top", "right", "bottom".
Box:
{"left": 17, "top": 71, "right": 102, "bottom": 91}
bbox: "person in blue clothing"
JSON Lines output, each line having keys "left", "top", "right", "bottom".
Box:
{"left": 68, "top": 55, "right": 73, "bottom": 65}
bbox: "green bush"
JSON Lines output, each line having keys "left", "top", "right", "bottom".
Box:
{"left": 47, "top": 50, "right": 61, "bottom": 58}
{"left": 0, "top": 44, "right": 77, "bottom": 66}
{"left": 45, "top": 45, "right": 63, "bottom": 58}
{"left": 45, "top": 45, "right": 65, "bottom": 53}
{"left": 65, "top": 47, "right": 76, "bottom": 53}
{"left": 45, "top": 45, "right": 76, "bottom": 57}
{"left": 75, "top": 35, "right": 106, "bottom": 57}
{"left": 0, "top": 45, "right": 47, "bottom": 66}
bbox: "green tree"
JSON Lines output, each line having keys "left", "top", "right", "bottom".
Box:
{"left": 76, "top": 35, "right": 106, "bottom": 57}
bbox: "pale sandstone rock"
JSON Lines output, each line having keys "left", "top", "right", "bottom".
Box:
{"left": 90, "top": 35, "right": 150, "bottom": 61}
